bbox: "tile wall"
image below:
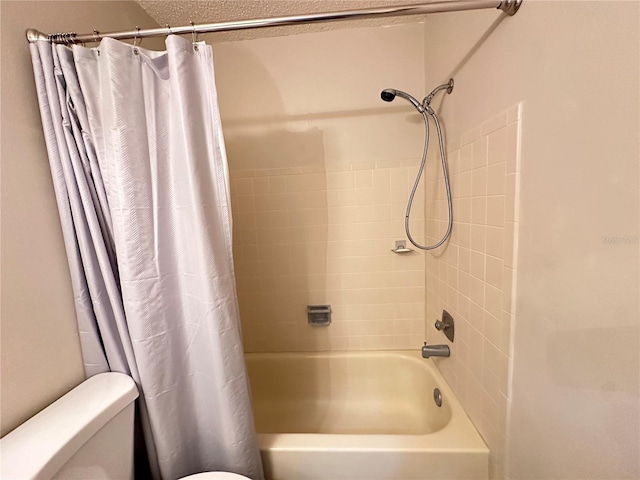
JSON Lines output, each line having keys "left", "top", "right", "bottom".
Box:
{"left": 231, "top": 159, "right": 426, "bottom": 352}
{"left": 424, "top": 104, "right": 521, "bottom": 473}
{"left": 214, "top": 22, "right": 427, "bottom": 353}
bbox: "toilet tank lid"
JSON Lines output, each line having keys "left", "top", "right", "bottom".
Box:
{"left": 0, "top": 372, "right": 138, "bottom": 479}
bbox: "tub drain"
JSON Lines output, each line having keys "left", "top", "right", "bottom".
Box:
{"left": 433, "top": 388, "right": 443, "bottom": 407}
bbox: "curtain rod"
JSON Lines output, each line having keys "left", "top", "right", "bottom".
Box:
{"left": 26, "top": 0, "right": 521, "bottom": 45}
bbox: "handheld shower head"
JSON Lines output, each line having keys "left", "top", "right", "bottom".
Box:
{"left": 380, "top": 89, "right": 396, "bottom": 102}
{"left": 381, "top": 80, "right": 454, "bottom": 113}
{"left": 380, "top": 88, "right": 424, "bottom": 112}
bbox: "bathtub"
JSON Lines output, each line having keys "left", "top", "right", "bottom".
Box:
{"left": 245, "top": 350, "right": 488, "bottom": 480}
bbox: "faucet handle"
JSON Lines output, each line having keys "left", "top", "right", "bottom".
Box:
{"left": 435, "top": 319, "right": 448, "bottom": 331}
{"left": 435, "top": 310, "right": 455, "bottom": 342}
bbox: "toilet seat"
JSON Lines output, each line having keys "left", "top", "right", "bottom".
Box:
{"left": 180, "top": 473, "right": 251, "bottom": 480}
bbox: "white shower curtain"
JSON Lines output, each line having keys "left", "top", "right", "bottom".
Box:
{"left": 29, "top": 36, "right": 263, "bottom": 480}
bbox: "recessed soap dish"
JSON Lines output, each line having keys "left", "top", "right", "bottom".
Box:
{"left": 391, "top": 240, "right": 414, "bottom": 254}
{"left": 308, "top": 305, "right": 331, "bottom": 326}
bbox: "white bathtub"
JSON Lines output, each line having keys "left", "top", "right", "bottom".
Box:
{"left": 245, "top": 350, "right": 488, "bottom": 480}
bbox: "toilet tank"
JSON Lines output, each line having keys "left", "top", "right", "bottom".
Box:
{"left": 1, "top": 372, "right": 139, "bottom": 480}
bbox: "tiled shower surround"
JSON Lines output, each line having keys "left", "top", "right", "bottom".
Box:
{"left": 228, "top": 99, "right": 522, "bottom": 475}
{"left": 230, "top": 160, "right": 426, "bottom": 352}
{"left": 424, "top": 104, "right": 521, "bottom": 474}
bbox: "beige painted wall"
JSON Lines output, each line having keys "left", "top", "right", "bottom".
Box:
{"left": 213, "top": 23, "right": 428, "bottom": 352}
{"left": 423, "top": 1, "right": 639, "bottom": 478}
{"left": 0, "top": 1, "right": 161, "bottom": 436}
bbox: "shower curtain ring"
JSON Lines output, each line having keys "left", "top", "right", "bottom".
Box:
{"left": 133, "top": 26, "right": 140, "bottom": 54}
{"left": 190, "top": 21, "right": 199, "bottom": 50}
{"left": 93, "top": 29, "right": 100, "bottom": 44}
{"left": 166, "top": 24, "right": 172, "bottom": 35}
{"left": 190, "top": 21, "right": 199, "bottom": 43}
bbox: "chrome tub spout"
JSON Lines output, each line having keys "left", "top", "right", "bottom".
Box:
{"left": 421, "top": 343, "right": 450, "bottom": 358}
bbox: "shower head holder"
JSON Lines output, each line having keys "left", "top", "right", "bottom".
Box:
{"left": 423, "top": 79, "right": 454, "bottom": 108}
{"left": 498, "top": 0, "right": 522, "bottom": 16}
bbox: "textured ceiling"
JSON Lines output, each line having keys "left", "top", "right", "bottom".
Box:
{"left": 136, "top": 0, "right": 428, "bottom": 42}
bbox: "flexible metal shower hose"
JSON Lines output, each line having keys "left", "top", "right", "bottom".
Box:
{"left": 405, "top": 107, "right": 453, "bottom": 250}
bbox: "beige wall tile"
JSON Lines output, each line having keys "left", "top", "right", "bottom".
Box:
{"left": 472, "top": 137, "right": 488, "bottom": 169}
{"left": 471, "top": 167, "right": 488, "bottom": 197}
{"left": 487, "top": 163, "right": 506, "bottom": 196}
{"left": 486, "top": 196, "right": 505, "bottom": 227}
{"left": 471, "top": 197, "right": 487, "bottom": 225}
{"left": 485, "top": 256, "right": 503, "bottom": 289}
{"left": 488, "top": 127, "right": 508, "bottom": 165}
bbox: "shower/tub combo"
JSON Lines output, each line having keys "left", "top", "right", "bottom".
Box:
{"left": 245, "top": 81, "right": 475, "bottom": 479}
